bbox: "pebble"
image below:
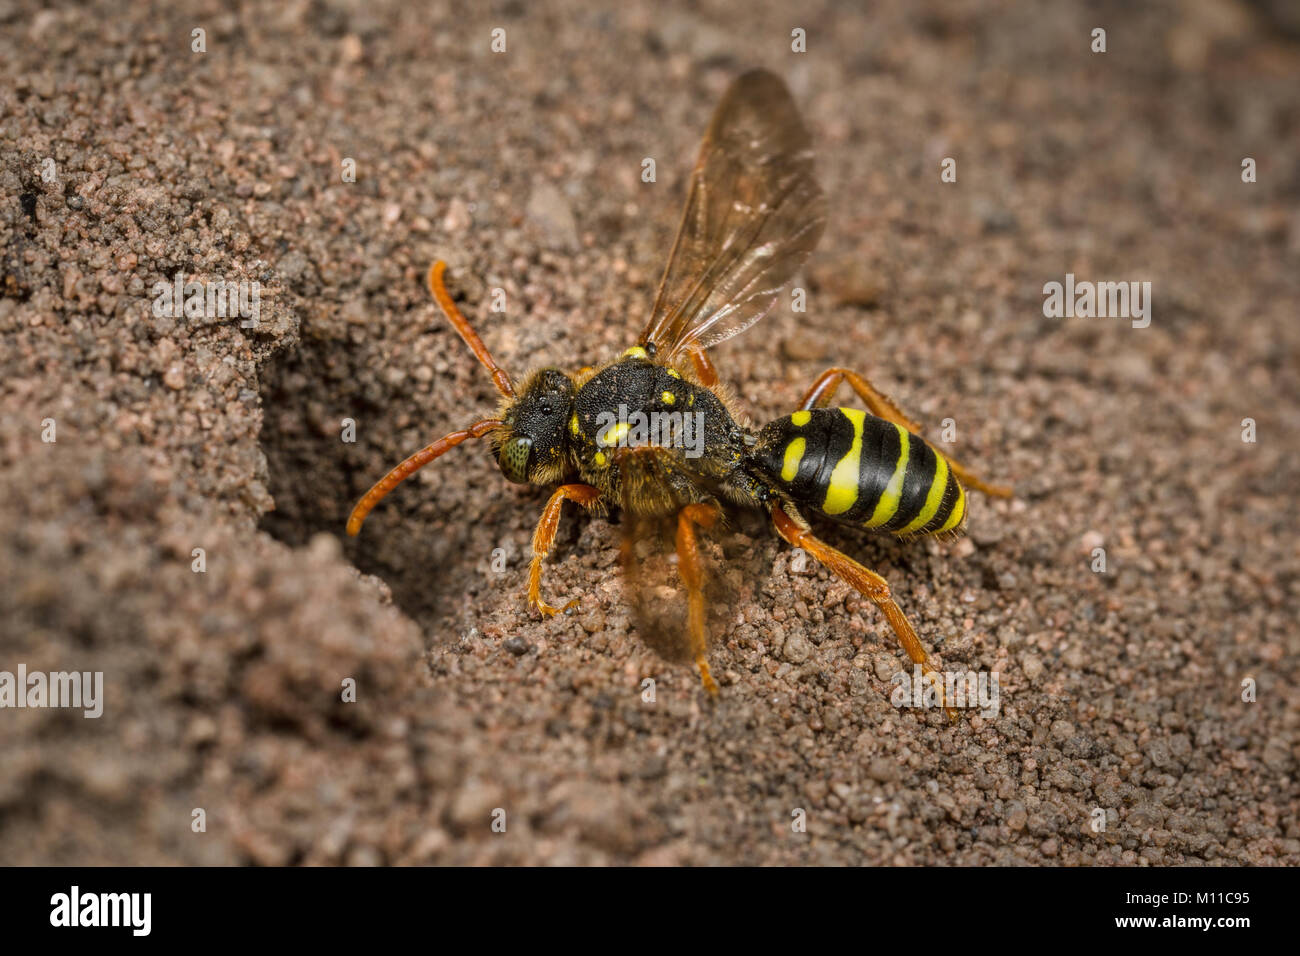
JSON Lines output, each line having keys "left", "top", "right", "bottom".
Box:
{"left": 525, "top": 181, "right": 578, "bottom": 249}
{"left": 867, "top": 758, "right": 899, "bottom": 783}
{"left": 503, "top": 636, "right": 532, "bottom": 656}
{"left": 443, "top": 198, "right": 471, "bottom": 233}
{"left": 782, "top": 632, "right": 813, "bottom": 663}
{"left": 1021, "top": 654, "right": 1044, "bottom": 681}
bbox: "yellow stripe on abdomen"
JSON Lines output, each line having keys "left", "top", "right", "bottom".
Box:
{"left": 938, "top": 483, "right": 966, "bottom": 534}
{"left": 822, "top": 408, "right": 865, "bottom": 515}
{"left": 865, "top": 424, "right": 910, "bottom": 528}
{"left": 899, "top": 451, "right": 949, "bottom": 534}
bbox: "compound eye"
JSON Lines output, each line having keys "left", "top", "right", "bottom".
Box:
{"left": 499, "top": 436, "right": 533, "bottom": 484}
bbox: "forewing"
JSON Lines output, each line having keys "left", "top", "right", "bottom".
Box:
{"left": 639, "top": 69, "right": 827, "bottom": 360}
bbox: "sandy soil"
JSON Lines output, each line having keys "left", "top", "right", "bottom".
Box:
{"left": 1, "top": 0, "right": 1297, "bottom": 865}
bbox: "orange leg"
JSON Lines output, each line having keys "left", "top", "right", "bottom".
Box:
{"left": 771, "top": 503, "right": 959, "bottom": 720}
{"left": 676, "top": 502, "right": 722, "bottom": 696}
{"left": 529, "top": 484, "right": 602, "bottom": 615}
{"left": 687, "top": 347, "right": 719, "bottom": 388}
{"left": 618, "top": 516, "right": 645, "bottom": 584}
{"left": 800, "top": 366, "right": 1012, "bottom": 498}
{"left": 943, "top": 458, "right": 1011, "bottom": 499}
{"left": 347, "top": 418, "right": 503, "bottom": 536}
{"left": 800, "top": 366, "right": 922, "bottom": 432}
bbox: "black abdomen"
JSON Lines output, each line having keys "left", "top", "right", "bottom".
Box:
{"left": 747, "top": 407, "right": 966, "bottom": 537}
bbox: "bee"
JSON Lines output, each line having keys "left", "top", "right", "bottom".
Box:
{"left": 347, "top": 69, "right": 1011, "bottom": 716}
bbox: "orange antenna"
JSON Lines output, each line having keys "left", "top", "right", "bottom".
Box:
{"left": 346, "top": 418, "right": 503, "bottom": 536}
{"left": 429, "top": 261, "right": 515, "bottom": 398}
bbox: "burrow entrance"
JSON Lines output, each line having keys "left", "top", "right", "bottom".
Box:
{"left": 254, "top": 326, "right": 541, "bottom": 633}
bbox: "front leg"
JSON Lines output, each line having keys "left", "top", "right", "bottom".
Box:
{"left": 528, "top": 484, "right": 601, "bottom": 616}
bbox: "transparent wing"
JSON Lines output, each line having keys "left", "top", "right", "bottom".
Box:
{"left": 638, "top": 69, "right": 827, "bottom": 361}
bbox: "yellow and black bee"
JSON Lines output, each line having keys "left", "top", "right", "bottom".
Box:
{"left": 347, "top": 69, "right": 1011, "bottom": 715}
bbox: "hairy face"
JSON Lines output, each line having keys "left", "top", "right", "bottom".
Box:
{"left": 494, "top": 368, "right": 576, "bottom": 485}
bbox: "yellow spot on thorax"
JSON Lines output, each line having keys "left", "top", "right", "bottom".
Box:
{"left": 781, "top": 437, "right": 806, "bottom": 482}
{"left": 569, "top": 413, "right": 580, "bottom": 437}
{"left": 791, "top": 409, "right": 811, "bottom": 427}
{"left": 622, "top": 346, "right": 648, "bottom": 360}
{"left": 666, "top": 368, "right": 681, "bottom": 379}
{"left": 865, "top": 424, "right": 911, "bottom": 527}
{"left": 593, "top": 451, "right": 607, "bottom": 467}
{"left": 600, "top": 422, "right": 630, "bottom": 447}
{"left": 823, "top": 408, "right": 865, "bottom": 515}
{"left": 661, "top": 391, "right": 676, "bottom": 405}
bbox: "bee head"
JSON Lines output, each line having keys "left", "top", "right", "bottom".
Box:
{"left": 493, "top": 368, "right": 577, "bottom": 484}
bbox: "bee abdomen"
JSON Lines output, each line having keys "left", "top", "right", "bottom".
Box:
{"left": 747, "top": 407, "right": 966, "bottom": 537}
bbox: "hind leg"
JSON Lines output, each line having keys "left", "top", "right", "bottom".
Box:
{"left": 771, "top": 502, "right": 958, "bottom": 720}
{"left": 676, "top": 502, "right": 722, "bottom": 696}
{"left": 799, "top": 366, "right": 1012, "bottom": 498}
{"left": 800, "top": 366, "right": 922, "bottom": 431}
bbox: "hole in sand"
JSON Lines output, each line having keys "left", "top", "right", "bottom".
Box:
{"left": 255, "top": 328, "right": 531, "bottom": 629}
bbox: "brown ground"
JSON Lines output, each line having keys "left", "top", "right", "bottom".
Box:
{"left": 1, "top": 0, "right": 1298, "bottom": 865}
